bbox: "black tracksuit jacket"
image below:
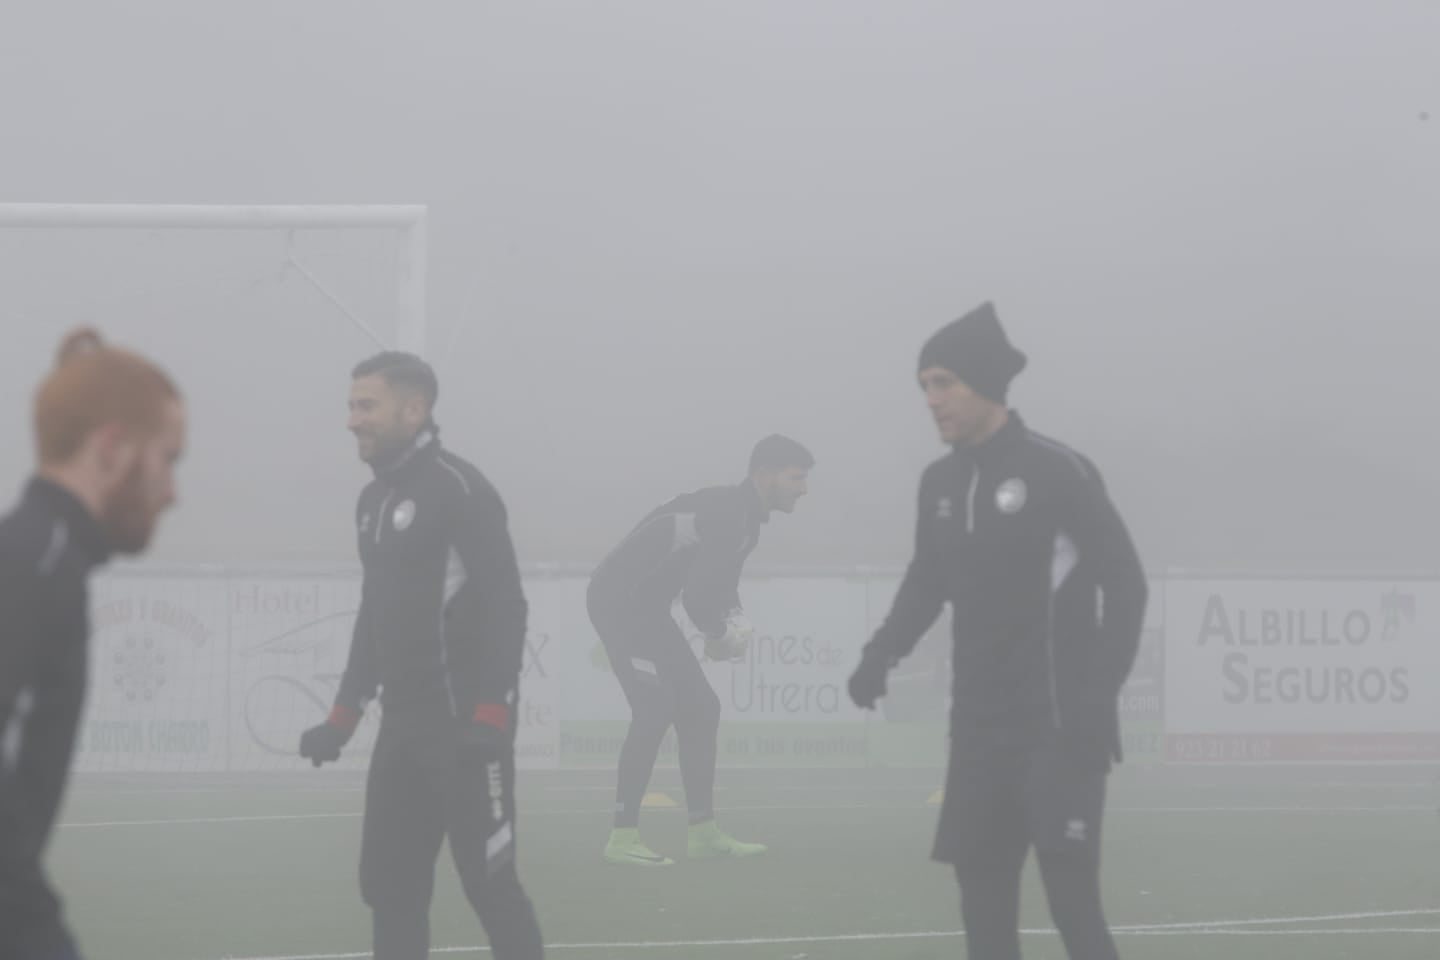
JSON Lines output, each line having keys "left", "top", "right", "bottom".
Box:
{"left": 588, "top": 482, "right": 765, "bottom": 638}
{"left": 866, "top": 414, "right": 1148, "bottom": 767}
{"left": 335, "top": 432, "right": 528, "bottom": 724}
{"left": 0, "top": 478, "right": 111, "bottom": 951}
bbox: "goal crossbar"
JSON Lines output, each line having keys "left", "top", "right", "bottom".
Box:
{"left": 0, "top": 203, "right": 425, "bottom": 230}
{"left": 0, "top": 203, "right": 429, "bottom": 355}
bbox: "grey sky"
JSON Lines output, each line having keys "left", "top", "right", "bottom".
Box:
{"left": 1, "top": 1, "right": 1437, "bottom": 572}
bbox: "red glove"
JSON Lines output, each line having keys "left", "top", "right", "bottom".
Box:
{"left": 460, "top": 702, "right": 511, "bottom": 750}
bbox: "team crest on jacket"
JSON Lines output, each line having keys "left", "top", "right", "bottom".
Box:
{"left": 359, "top": 513, "right": 372, "bottom": 534}
{"left": 936, "top": 497, "right": 953, "bottom": 520}
{"left": 393, "top": 499, "right": 417, "bottom": 531}
{"left": 995, "top": 478, "right": 1027, "bottom": 514}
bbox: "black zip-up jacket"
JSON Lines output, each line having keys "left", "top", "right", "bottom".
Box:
{"left": 866, "top": 414, "right": 1147, "bottom": 765}
{"left": 0, "top": 478, "right": 111, "bottom": 951}
{"left": 588, "top": 482, "right": 765, "bottom": 637}
{"left": 335, "top": 431, "right": 528, "bottom": 722}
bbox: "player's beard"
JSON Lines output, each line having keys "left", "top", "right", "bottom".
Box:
{"left": 99, "top": 459, "right": 157, "bottom": 555}
{"left": 363, "top": 421, "right": 417, "bottom": 468}
{"left": 763, "top": 484, "right": 800, "bottom": 515}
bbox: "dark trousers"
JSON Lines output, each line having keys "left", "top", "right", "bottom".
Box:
{"left": 11, "top": 933, "right": 82, "bottom": 960}
{"left": 1, "top": 922, "right": 81, "bottom": 960}
{"left": 588, "top": 601, "right": 721, "bottom": 826}
{"left": 934, "top": 734, "right": 1119, "bottom": 960}
{"left": 0, "top": 862, "right": 79, "bottom": 960}
{"left": 359, "top": 713, "right": 544, "bottom": 960}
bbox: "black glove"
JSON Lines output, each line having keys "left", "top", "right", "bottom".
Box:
{"left": 848, "top": 647, "right": 892, "bottom": 710}
{"left": 299, "top": 705, "right": 359, "bottom": 767}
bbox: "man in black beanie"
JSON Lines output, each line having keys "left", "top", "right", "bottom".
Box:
{"left": 849, "top": 302, "right": 1148, "bottom": 960}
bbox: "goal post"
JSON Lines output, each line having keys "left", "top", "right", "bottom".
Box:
{"left": 0, "top": 199, "right": 437, "bottom": 568}
{"left": 0, "top": 202, "right": 429, "bottom": 356}
{"left": 0, "top": 202, "right": 436, "bottom": 774}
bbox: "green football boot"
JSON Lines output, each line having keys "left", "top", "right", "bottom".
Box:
{"left": 603, "top": 827, "right": 675, "bottom": 866}
{"left": 687, "top": 819, "right": 767, "bottom": 860}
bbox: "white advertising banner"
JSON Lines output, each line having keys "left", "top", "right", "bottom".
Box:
{"left": 81, "top": 577, "right": 230, "bottom": 773}
{"left": 1163, "top": 579, "right": 1440, "bottom": 763}
{"left": 77, "top": 569, "right": 1205, "bottom": 773}
{"left": 85, "top": 573, "right": 563, "bottom": 772}
{"left": 538, "top": 576, "right": 873, "bottom": 724}
{"left": 532, "top": 576, "right": 875, "bottom": 767}
{"left": 509, "top": 580, "right": 565, "bottom": 770}
{"left": 226, "top": 576, "right": 377, "bottom": 772}
{"left": 528, "top": 577, "right": 627, "bottom": 725}
{"left": 688, "top": 577, "right": 871, "bottom": 723}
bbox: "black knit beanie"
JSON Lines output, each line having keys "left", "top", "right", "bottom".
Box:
{"left": 917, "top": 301, "right": 1027, "bottom": 403}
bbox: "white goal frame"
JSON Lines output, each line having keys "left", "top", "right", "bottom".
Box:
{"left": 0, "top": 203, "right": 429, "bottom": 356}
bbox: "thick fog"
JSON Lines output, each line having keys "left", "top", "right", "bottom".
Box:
{"left": 7, "top": 7, "right": 1440, "bottom": 960}
{"left": 1, "top": 0, "right": 1438, "bottom": 574}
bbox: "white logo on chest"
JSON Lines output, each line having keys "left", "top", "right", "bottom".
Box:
{"left": 393, "top": 499, "right": 417, "bottom": 531}
{"left": 936, "top": 497, "right": 953, "bottom": 520}
{"left": 358, "top": 513, "right": 372, "bottom": 534}
{"left": 995, "top": 478, "right": 1027, "bottom": 515}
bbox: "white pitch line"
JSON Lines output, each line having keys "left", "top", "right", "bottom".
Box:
{"left": 62, "top": 812, "right": 363, "bottom": 828}
{"left": 60, "top": 801, "right": 1435, "bottom": 830}
{"left": 1115, "top": 907, "right": 1440, "bottom": 930}
{"left": 209, "top": 910, "right": 1440, "bottom": 960}
{"left": 769, "top": 782, "right": 1438, "bottom": 794}
{"left": 1128, "top": 927, "right": 1440, "bottom": 936}
{"left": 771, "top": 783, "right": 936, "bottom": 794}
{"left": 542, "top": 785, "right": 733, "bottom": 795}
{"left": 72, "top": 787, "right": 366, "bottom": 797}
{"left": 68, "top": 775, "right": 1440, "bottom": 799}
{"left": 1233, "top": 781, "right": 1437, "bottom": 790}
{"left": 1111, "top": 804, "right": 1435, "bottom": 814}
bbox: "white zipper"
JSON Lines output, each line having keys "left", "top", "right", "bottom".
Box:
{"left": 438, "top": 634, "right": 459, "bottom": 719}
{"left": 965, "top": 464, "right": 979, "bottom": 534}
{"left": 1044, "top": 534, "right": 1079, "bottom": 733}
{"left": 373, "top": 491, "right": 395, "bottom": 545}
{"left": 1045, "top": 594, "right": 1063, "bottom": 730}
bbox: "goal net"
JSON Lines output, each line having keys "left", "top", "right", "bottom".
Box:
{"left": 0, "top": 204, "right": 427, "bottom": 774}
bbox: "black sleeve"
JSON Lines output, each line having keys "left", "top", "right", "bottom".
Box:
{"left": 0, "top": 569, "right": 41, "bottom": 765}
{"left": 334, "top": 588, "right": 379, "bottom": 713}
{"left": 681, "top": 500, "right": 745, "bottom": 638}
{"left": 447, "top": 481, "right": 529, "bottom": 711}
{"left": 0, "top": 562, "right": 44, "bottom": 869}
{"left": 725, "top": 569, "right": 743, "bottom": 618}
{"left": 0, "top": 558, "right": 70, "bottom": 939}
{"left": 1062, "top": 463, "right": 1148, "bottom": 698}
{"left": 335, "top": 493, "right": 380, "bottom": 714}
{"left": 865, "top": 475, "right": 947, "bottom": 662}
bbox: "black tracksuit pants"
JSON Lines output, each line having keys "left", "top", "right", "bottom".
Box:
{"left": 358, "top": 709, "right": 543, "bottom": 960}
{"left": 587, "top": 598, "right": 721, "bottom": 827}
{"left": 934, "top": 731, "right": 1119, "bottom": 960}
